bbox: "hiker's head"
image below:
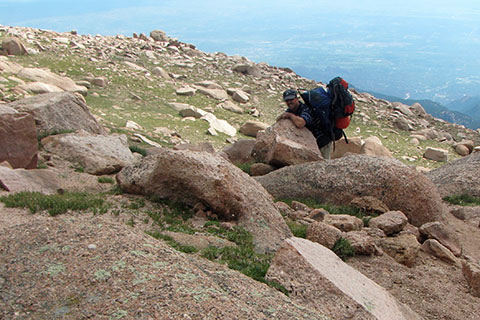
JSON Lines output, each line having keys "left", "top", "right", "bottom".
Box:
{"left": 283, "top": 89, "right": 299, "bottom": 110}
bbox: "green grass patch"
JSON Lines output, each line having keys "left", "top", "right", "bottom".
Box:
{"left": 129, "top": 145, "right": 147, "bottom": 157}
{"left": 286, "top": 220, "right": 307, "bottom": 238}
{"left": 443, "top": 194, "right": 480, "bottom": 206}
{"left": 97, "top": 177, "right": 115, "bottom": 184}
{"left": 37, "top": 129, "right": 75, "bottom": 142}
{"left": 146, "top": 231, "right": 199, "bottom": 254}
{"left": 128, "top": 198, "right": 146, "bottom": 209}
{"left": 201, "top": 223, "right": 288, "bottom": 295}
{"left": 235, "top": 162, "right": 255, "bottom": 175}
{"left": 144, "top": 199, "right": 197, "bottom": 234}
{"left": 278, "top": 198, "right": 364, "bottom": 217}
{"left": 109, "top": 185, "right": 123, "bottom": 195}
{"left": 0, "top": 191, "right": 108, "bottom": 216}
{"left": 332, "top": 237, "right": 355, "bottom": 261}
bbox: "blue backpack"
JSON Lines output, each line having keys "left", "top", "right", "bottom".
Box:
{"left": 299, "top": 77, "right": 354, "bottom": 144}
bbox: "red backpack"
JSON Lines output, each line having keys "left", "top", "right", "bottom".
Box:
{"left": 327, "top": 77, "right": 355, "bottom": 130}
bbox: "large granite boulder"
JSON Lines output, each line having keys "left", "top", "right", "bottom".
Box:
{"left": 41, "top": 131, "right": 135, "bottom": 175}
{"left": 0, "top": 106, "right": 38, "bottom": 169}
{"left": 256, "top": 154, "right": 445, "bottom": 226}
{"left": 7, "top": 92, "right": 105, "bottom": 136}
{"left": 116, "top": 148, "right": 292, "bottom": 253}
{"left": 427, "top": 151, "right": 480, "bottom": 198}
{"left": 252, "top": 119, "right": 321, "bottom": 167}
{"left": 266, "top": 237, "right": 421, "bottom": 320}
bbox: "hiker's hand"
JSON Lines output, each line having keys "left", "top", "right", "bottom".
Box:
{"left": 276, "top": 112, "right": 306, "bottom": 128}
{"left": 276, "top": 112, "right": 290, "bottom": 121}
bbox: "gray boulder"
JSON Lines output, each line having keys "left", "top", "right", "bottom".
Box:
{"left": 232, "top": 64, "right": 263, "bottom": 78}
{"left": 7, "top": 92, "right": 105, "bottom": 136}
{"left": 42, "top": 131, "right": 135, "bottom": 175}
{"left": 427, "top": 151, "right": 480, "bottom": 198}
{"left": 252, "top": 120, "right": 321, "bottom": 167}
{"left": 17, "top": 68, "right": 87, "bottom": 95}
{"left": 1, "top": 37, "right": 28, "bottom": 55}
{"left": 369, "top": 211, "right": 408, "bottom": 236}
{"left": 150, "top": 30, "right": 169, "bottom": 42}
{"left": 255, "top": 155, "right": 445, "bottom": 226}
{"left": 239, "top": 120, "right": 269, "bottom": 137}
{"left": 0, "top": 166, "right": 60, "bottom": 194}
{"left": 116, "top": 148, "right": 292, "bottom": 253}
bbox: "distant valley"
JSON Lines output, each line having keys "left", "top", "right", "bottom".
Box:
{"left": 360, "top": 90, "right": 480, "bottom": 130}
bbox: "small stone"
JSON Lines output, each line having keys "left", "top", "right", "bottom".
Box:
{"left": 88, "top": 244, "right": 97, "bottom": 250}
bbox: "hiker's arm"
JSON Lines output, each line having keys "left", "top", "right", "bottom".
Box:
{"left": 277, "top": 112, "right": 306, "bottom": 128}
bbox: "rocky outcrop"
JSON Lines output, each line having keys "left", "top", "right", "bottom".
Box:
{"left": 421, "top": 239, "right": 459, "bottom": 265}
{"left": 265, "top": 237, "right": 421, "bottom": 320}
{"left": 377, "top": 233, "right": 420, "bottom": 267}
{"left": 427, "top": 151, "right": 480, "bottom": 198}
{"left": 256, "top": 154, "right": 445, "bottom": 226}
{"left": 419, "top": 221, "right": 462, "bottom": 257}
{"left": 116, "top": 148, "right": 292, "bottom": 253}
{"left": 0, "top": 106, "right": 38, "bottom": 169}
{"left": 463, "top": 260, "right": 480, "bottom": 298}
{"left": 0, "top": 166, "right": 60, "bottom": 193}
{"left": 0, "top": 213, "right": 327, "bottom": 319}
{"left": 306, "top": 221, "right": 342, "bottom": 249}
{"left": 7, "top": 92, "right": 105, "bottom": 135}
{"left": 369, "top": 211, "right": 408, "bottom": 236}
{"left": 252, "top": 120, "right": 321, "bottom": 167}
{"left": 41, "top": 131, "right": 135, "bottom": 175}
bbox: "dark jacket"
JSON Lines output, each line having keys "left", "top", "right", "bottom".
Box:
{"left": 286, "top": 102, "right": 333, "bottom": 148}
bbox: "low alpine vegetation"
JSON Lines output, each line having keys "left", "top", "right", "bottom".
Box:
{"left": 332, "top": 237, "right": 355, "bottom": 261}
{"left": 97, "top": 176, "right": 115, "bottom": 184}
{"left": 146, "top": 231, "right": 199, "bottom": 254}
{"left": 443, "top": 194, "right": 480, "bottom": 206}
{"left": 129, "top": 145, "right": 147, "bottom": 157}
{"left": 278, "top": 198, "right": 365, "bottom": 217}
{"left": 235, "top": 161, "right": 255, "bottom": 175}
{"left": 286, "top": 220, "right": 307, "bottom": 238}
{"left": 0, "top": 191, "right": 108, "bottom": 216}
{"left": 201, "top": 222, "right": 288, "bottom": 294}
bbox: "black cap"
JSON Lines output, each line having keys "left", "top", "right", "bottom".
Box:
{"left": 283, "top": 89, "right": 297, "bottom": 101}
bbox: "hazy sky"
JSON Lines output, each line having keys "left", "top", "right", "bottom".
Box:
{"left": 2, "top": 0, "right": 479, "bottom": 38}
{"left": 2, "top": 0, "right": 480, "bottom": 101}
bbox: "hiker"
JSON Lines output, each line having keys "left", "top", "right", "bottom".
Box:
{"left": 277, "top": 89, "right": 333, "bottom": 159}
